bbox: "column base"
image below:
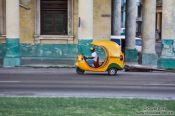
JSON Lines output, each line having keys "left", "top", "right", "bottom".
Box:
{"left": 158, "top": 57, "right": 175, "bottom": 70}
{"left": 142, "top": 53, "right": 158, "bottom": 66}
{"left": 125, "top": 49, "right": 138, "bottom": 62}
{"left": 3, "top": 38, "right": 20, "bottom": 67}
{"left": 3, "top": 57, "right": 20, "bottom": 67}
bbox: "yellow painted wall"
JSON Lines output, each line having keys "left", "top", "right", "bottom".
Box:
{"left": 14, "top": 0, "right": 111, "bottom": 44}
{"left": 0, "top": 0, "right": 5, "bottom": 43}
{"left": 20, "top": 0, "right": 35, "bottom": 43}
{"left": 93, "top": 0, "right": 111, "bottom": 40}
{"left": 73, "top": 0, "right": 79, "bottom": 43}
{"left": 19, "top": 0, "right": 79, "bottom": 44}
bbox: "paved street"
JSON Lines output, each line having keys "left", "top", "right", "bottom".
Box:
{"left": 0, "top": 68, "right": 175, "bottom": 100}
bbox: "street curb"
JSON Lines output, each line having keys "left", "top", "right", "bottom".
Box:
{"left": 1, "top": 63, "right": 175, "bottom": 73}
{"left": 124, "top": 64, "right": 175, "bottom": 73}
{"left": 0, "top": 95, "right": 175, "bottom": 100}
{"left": 20, "top": 64, "right": 75, "bottom": 68}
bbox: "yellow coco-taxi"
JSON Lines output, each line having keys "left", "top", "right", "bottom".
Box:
{"left": 75, "top": 40, "right": 124, "bottom": 76}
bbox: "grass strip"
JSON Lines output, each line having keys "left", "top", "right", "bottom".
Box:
{"left": 0, "top": 97, "right": 175, "bottom": 116}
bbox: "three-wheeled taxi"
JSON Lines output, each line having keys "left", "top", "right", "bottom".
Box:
{"left": 75, "top": 40, "right": 124, "bottom": 76}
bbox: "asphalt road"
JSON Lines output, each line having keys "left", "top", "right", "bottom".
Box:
{"left": 0, "top": 68, "right": 175, "bottom": 100}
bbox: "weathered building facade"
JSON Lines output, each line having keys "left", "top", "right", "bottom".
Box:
{"left": 121, "top": 0, "right": 175, "bottom": 69}
{"left": 0, "top": 0, "right": 111, "bottom": 67}
{"left": 158, "top": 0, "right": 175, "bottom": 69}
{"left": 0, "top": 0, "right": 175, "bottom": 69}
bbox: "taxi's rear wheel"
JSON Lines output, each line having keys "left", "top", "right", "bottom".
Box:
{"left": 108, "top": 68, "right": 117, "bottom": 76}
{"left": 76, "top": 68, "right": 85, "bottom": 75}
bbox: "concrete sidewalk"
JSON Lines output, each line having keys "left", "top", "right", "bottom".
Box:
{"left": 0, "top": 67, "right": 75, "bottom": 74}
{"left": 125, "top": 63, "right": 175, "bottom": 73}
{"left": 0, "top": 58, "right": 174, "bottom": 73}
{"left": 0, "top": 64, "right": 174, "bottom": 74}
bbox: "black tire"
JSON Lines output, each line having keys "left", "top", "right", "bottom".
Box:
{"left": 108, "top": 68, "right": 117, "bottom": 76}
{"left": 76, "top": 68, "right": 85, "bottom": 75}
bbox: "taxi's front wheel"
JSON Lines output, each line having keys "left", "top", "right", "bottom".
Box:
{"left": 108, "top": 68, "right": 117, "bottom": 76}
{"left": 76, "top": 68, "right": 85, "bottom": 75}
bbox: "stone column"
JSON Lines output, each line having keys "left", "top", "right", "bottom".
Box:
{"left": 121, "top": 0, "right": 126, "bottom": 28}
{"left": 125, "top": 0, "right": 138, "bottom": 62}
{"left": 158, "top": 0, "right": 175, "bottom": 69}
{"left": 112, "top": 0, "right": 121, "bottom": 35}
{"left": 78, "top": 0, "right": 93, "bottom": 56}
{"left": 0, "top": 0, "right": 4, "bottom": 35}
{"left": 3, "top": 0, "right": 20, "bottom": 67}
{"left": 142, "top": 0, "right": 157, "bottom": 66}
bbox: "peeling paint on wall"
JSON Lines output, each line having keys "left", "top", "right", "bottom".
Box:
{"left": 161, "top": 39, "right": 175, "bottom": 57}
{"left": 21, "top": 44, "right": 78, "bottom": 58}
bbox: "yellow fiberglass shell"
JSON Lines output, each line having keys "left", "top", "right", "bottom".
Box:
{"left": 75, "top": 40, "right": 125, "bottom": 72}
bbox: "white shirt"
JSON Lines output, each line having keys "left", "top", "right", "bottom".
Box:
{"left": 92, "top": 52, "right": 98, "bottom": 62}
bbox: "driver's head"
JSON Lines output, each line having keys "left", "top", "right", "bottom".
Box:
{"left": 90, "top": 47, "right": 95, "bottom": 52}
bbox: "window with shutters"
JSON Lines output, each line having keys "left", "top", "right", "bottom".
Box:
{"left": 41, "top": 0, "right": 68, "bottom": 35}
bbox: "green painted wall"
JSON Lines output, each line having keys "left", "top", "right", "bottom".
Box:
{"left": 0, "top": 40, "right": 106, "bottom": 66}
{"left": 160, "top": 39, "right": 175, "bottom": 57}
{"left": 0, "top": 43, "right": 78, "bottom": 66}
{"left": 4, "top": 39, "right": 20, "bottom": 58}
{"left": 78, "top": 40, "right": 93, "bottom": 56}
{"left": 125, "top": 49, "right": 138, "bottom": 62}
{"left": 21, "top": 44, "right": 77, "bottom": 59}
{"left": 0, "top": 40, "right": 104, "bottom": 60}
{"left": 158, "top": 39, "right": 175, "bottom": 69}
{"left": 0, "top": 44, "right": 5, "bottom": 59}
{"left": 3, "top": 39, "right": 20, "bottom": 67}
{"left": 158, "top": 58, "right": 175, "bottom": 70}
{"left": 0, "top": 44, "right": 77, "bottom": 59}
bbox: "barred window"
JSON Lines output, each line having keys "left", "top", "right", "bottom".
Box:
{"left": 41, "top": 0, "right": 68, "bottom": 35}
